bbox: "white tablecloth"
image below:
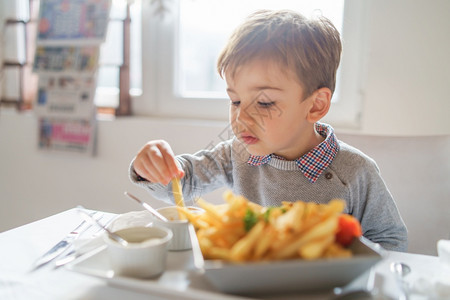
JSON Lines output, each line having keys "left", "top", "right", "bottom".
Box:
{"left": 0, "top": 208, "right": 447, "bottom": 300}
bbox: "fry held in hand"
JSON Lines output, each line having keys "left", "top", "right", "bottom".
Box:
{"left": 182, "top": 191, "right": 362, "bottom": 262}
{"left": 171, "top": 177, "right": 185, "bottom": 207}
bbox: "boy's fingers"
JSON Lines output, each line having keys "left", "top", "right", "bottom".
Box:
{"left": 133, "top": 140, "right": 183, "bottom": 185}
{"left": 134, "top": 153, "right": 159, "bottom": 183}
{"left": 133, "top": 143, "right": 167, "bottom": 184}
{"left": 177, "top": 168, "right": 185, "bottom": 179}
{"left": 156, "top": 142, "right": 184, "bottom": 179}
{"left": 146, "top": 144, "right": 174, "bottom": 184}
{"left": 142, "top": 155, "right": 165, "bottom": 183}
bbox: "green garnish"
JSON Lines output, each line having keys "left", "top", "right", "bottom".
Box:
{"left": 243, "top": 209, "right": 258, "bottom": 232}
{"left": 263, "top": 207, "right": 273, "bottom": 222}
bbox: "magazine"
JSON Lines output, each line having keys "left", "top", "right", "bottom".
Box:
{"left": 38, "top": 117, "right": 96, "bottom": 155}
{"left": 33, "top": 46, "right": 99, "bottom": 74}
{"left": 34, "top": 74, "right": 97, "bottom": 118}
{"left": 37, "top": 0, "right": 111, "bottom": 45}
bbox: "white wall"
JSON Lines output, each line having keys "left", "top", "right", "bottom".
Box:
{"left": 1, "top": 0, "right": 449, "bottom": 256}
{"left": 359, "top": 0, "right": 450, "bottom": 135}
{"left": 0, "top": 111, "right": 229, "bottom": 230}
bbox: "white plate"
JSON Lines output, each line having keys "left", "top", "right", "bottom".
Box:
{"left": 67, "top": 211, "right": 382, "bottom": 298}
{"left": 67, "top": 237, "right": 381, "bottom": 299}
{"left": 68, "top": 209, "right": 242, "bottom": 300}
{"left": 198, "top": 237, "right": 383, "bottom": 296}
{"left": 66, "top": 247, "right": 248, "bottom": 300}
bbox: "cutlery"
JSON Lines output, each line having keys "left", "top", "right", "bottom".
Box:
{"left": 390, "top": 262, "right": 411, "bottom": 300}
{"left": 77, "top": 206, "right": 129, "bottom": 246}
{"left": 54, "top": 214, "right": 116, "bottom": 269}
{"left": 54, "top": 244, "right": 107, "bottom": 269}
{"left": 54, "top": 252, "right": 80, "bottom": 268}
{"left": 188, "top": 223, "right": 204, "bottom": 270}
{"left": 124, "top": 191, "right": 169, "bottom": 222}
{"left": 30, "top": 210, "right": 102, "bottom": 272}
{"left": 333, "top": 272, "right": 376, "bottom": 300}
{"left": 333, "top": 289, "right": 373, "bottom": 299}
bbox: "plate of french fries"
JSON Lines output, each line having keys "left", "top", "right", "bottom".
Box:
{"left": 178, "top": 191, "right": 383, "bottom": 295}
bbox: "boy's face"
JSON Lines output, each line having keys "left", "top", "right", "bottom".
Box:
{"left": 225, "top": 59, "right": 318, "bottom": 160}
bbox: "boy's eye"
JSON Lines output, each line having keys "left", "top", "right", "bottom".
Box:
{"left": 257, "top": 101, "right": 275, "bottom": 108}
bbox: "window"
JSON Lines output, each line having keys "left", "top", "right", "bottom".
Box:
{"left": 95, "top": 0, "right": 142, "bottom": 113}
{"left": 0, "top": 0, "right": 38, "bottom": 110}
{"left": 135, "top": 0, "right": 367, "bottom": 129}
{"left": 178, "top": 0, "right": 344, "bottom": 99}
{"left": 2, "top": 0, "right": 366, "bottom": 129}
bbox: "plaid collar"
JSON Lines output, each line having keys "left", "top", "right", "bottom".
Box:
{"left": 246, "top": 123, "right": 340, "bottom": 183}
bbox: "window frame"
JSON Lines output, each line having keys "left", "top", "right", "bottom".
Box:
{"left": 134, "top": 0, "right": 230, "bottom": 119}
{"left": 135, "top": 0, "right": 368, "bottom": 129}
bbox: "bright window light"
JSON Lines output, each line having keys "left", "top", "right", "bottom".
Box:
{"left": 177, "top": 0, "right": 344, "bottom": 99}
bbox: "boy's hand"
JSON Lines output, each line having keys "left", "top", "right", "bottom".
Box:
{"left": 133, "top": 140, "right": 184, "bottom": 185}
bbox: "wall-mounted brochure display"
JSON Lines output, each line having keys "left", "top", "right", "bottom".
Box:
{"left": 34, "top": 0, "right": 111, "bottom": 156}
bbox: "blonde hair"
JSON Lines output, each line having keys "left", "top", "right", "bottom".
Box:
{"left": 217, "top": 9, "right": 342, "bottom": 98}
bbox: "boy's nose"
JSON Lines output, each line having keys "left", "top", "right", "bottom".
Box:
{"left": 235, "top": 106, "right": 255, "bottom": 127}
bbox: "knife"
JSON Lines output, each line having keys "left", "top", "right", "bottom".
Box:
{"left": 54, "top": 213, "right": 117, "bottom": 269}
{"left": 30, "top": 210, "right": 101, "bottom": 272}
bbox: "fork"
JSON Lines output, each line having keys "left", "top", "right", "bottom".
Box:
{"left": 54, "top": 213, "right": 116, "bottom": 268}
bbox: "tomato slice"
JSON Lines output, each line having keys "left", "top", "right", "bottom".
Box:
{"left": 335, "top": 214, "right": 362, "bottom": 247}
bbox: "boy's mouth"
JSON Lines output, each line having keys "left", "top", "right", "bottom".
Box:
{"left": 240, "top": 134, "right": 259, "bottom": 145}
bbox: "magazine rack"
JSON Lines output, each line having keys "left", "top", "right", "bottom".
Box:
{"left": 1, "top": 0, "right": 131, "bottom": 116}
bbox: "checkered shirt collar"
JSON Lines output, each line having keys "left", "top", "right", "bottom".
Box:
{"left": 246, "top": 123, "right": 340, "bottom": 183}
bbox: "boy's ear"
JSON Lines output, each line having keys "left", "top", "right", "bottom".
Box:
{"left": 306, "top": 87, "right": 332, "bottom": 122}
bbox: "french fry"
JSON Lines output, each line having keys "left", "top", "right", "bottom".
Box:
{"left": 275, "top": 201, "right": 305, "bottom": 233}
{"left": 253, "top": 226, "right": 276, "bottom": 260}
{"left": 207, "top": 247, "right": 232, "bottom": 260}
{"left": 196, "top": 198, "right": 224, "bottom": 222}
{"left": 199, "top": 211, "right": 224, "bottom": 229}
{"left": 299, "top": 235, "right": 335, "bottom": 260}
{"left": 176, "top": 207, "right": 198, "bottom": 224}
{"left": 264, "top": 206, "right": 284, "bottom": 224}
{"left": 230, "top": 221, "right": 265, "bottom": 262}
{"left": 205, "top": 226, "right": 245, "bottom": 249}
{"left": 323, "top": 243, "right": 352, "bottom": 258}
{"left": 198, "top": 235, "right": 213, "bottom": 255}
{"left": 299, "top": 214, "right": 339, "bottom": 244}
{"left": 195, "top": 218, "right": 212, "bottom": 230}
{"left": 171, "top": 177, "right": 185, "bottom": 207}
{"left": 247, "top": 201, "right": 264, "bottom": 214}
{"left": 273, "top": 215, "right": 339, "bottom": 260}
{"left": 299, "top": 200, "right": 344, "bottom": 233}
{"left": 192, "top": 191, "right": 356, "bottom": 263}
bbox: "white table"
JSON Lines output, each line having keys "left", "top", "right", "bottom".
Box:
{"left": 0, "top": 208, "right": 444, "bottom": 300}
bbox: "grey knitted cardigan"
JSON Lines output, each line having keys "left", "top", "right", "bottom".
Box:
{"left": 129, "top": 136, "right": 408, "bottom": 252}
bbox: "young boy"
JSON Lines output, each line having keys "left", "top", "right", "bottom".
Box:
{"left": 129, "top": 10, "right": 407, "bottom": 252}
